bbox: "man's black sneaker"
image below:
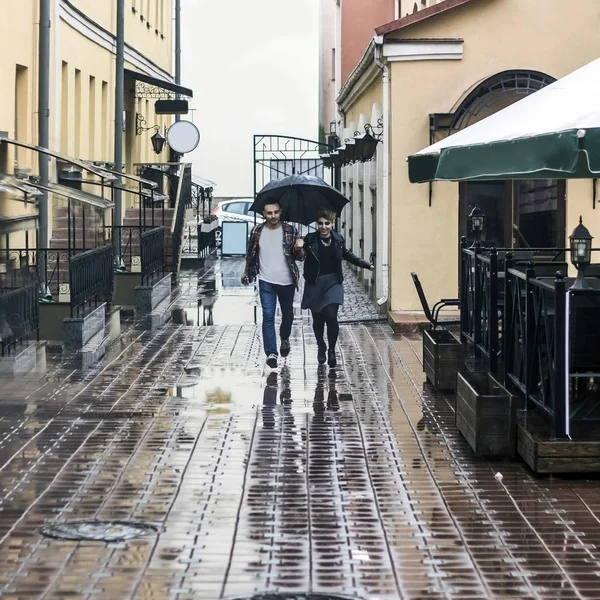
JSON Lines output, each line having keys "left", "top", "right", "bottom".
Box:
{"left": 280, "top": 339, "right": 290, "bottom": 358}
{"left": 266, "top": 354, "right": 278, "bottom": 369}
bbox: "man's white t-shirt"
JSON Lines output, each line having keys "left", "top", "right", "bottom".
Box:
{"left": 258, "top": 225, "right": 293, "bottom": 286}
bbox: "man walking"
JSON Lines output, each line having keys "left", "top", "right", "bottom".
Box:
{"left": 242, "top": 201, "right": 304, "bottom": 369}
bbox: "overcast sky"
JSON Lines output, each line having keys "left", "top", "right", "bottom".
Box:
{"left": 181, "top": 0, "right": 320, "bottom": 197}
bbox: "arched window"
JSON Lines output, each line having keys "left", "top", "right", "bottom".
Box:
{"left": 440, "top": 70, "right": 564, "bottom": 250}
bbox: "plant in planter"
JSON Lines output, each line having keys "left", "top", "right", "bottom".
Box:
{"left": 455, "top": 371, "right": 524, "bottom": 458}
{"left": 423, "top": 328, "right": 465, "bottom": 391}
{"left": 200, "top": 214, "right": 218, "bottom": 232}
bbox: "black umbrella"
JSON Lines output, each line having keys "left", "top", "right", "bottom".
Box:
{"left": 251, "top": 174, "right": 349, "bottom": 225}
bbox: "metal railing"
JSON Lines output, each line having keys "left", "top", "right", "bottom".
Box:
{"left": 503, "top": 263, "right": 567, "bottom": 438}
{"left": 70, "top": 244, "right": 114, "bottom": 317}
{"left": 171, "top": 163, "right": 191, "bottom": 275}
{"left": 460, "top": 246, "right": 500, "bottom": 373}
{"left": 182, "top": 225, "right": 216, "bottom": 258}
{"left": 0, "top": 277, "right": 39, "bottom": 357}
{"left": 141, "top": 226, "right": 165, "bottom": 284}
{"left": 104, "top": 225, "right": 142, "bottom": 271}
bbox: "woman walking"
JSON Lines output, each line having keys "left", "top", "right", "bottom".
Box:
{"left": 299, "top": 208, "right": 373, "bottom": 367}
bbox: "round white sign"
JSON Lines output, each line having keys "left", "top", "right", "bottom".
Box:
{"left": 166, "top": 120, "right": 200, "bottom": 154}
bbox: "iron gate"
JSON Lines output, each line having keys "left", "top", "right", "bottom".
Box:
{"left": 253, "top": 135, "right": 334, "bottom": 235}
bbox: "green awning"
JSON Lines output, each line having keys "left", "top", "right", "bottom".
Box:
{"left": 407, "top": 58, "right": 600, "bottom": 183}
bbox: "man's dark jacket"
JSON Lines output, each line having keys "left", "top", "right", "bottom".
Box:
{"left": 302, "top": 230, "right": 371, "bottom": 284}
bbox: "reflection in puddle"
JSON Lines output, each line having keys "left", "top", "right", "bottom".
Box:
{"left": 167, "top": 367, "right": 263, "bottom": 418}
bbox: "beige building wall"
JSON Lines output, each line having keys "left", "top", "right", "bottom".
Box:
{"left": 385, "top": 0, "right": 600, "bottom": 310}
{"left": 319, "top": 0, "right": 337, "bottom": 143}
{"left": 0, "top": 0, "right": 176, "bottom": 246}
{"left": 340, "top": 79, "right": 384, "bottom": 298}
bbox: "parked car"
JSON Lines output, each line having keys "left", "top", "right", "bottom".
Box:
{"left": 211, "top": 199, "right": 263, "bottom": 229}
{"left": 211, "top": 198, "right": 317, "bottom": 238}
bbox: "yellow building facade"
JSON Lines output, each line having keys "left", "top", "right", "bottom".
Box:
{"left": 338, "top": 0, "right": 600, "bottom": 312}
{"left": 0, "top": 0, "right": 180, "bottom": 245}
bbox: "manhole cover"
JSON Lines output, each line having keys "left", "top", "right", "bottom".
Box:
{"left": 40, "top": 520, "right": 159, "bottom": 542}
{"left": 227, "top": 595, "right": 359, "bottom": 600}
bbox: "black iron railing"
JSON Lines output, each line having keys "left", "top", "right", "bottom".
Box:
{"left": 503, "top": 262, "right": 567, "bottom": 437}
{"left": 103, "top": 225, "right": 145, "bottom": 271}
{"left": 460, "top": 245, "right": 500, "bottom": 373}
{"left": 70, "top": 245, "right": 114, "bottom": 317}
{"left": 0, "top": 278, "right": 39, "bottom": 357}
{"left": 141, "top": 226, "right": 165, "bottom": 284}
{"left": 191, "top": 182, "right": 212, "bottom": 219}
{"left": 182, "top": 225, "right": 216, "bottom": 257}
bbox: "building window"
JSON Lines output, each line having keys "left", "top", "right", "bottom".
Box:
{"left": 89, "top": 76, "right": 96, "bottom": 160}
{"left": 61, "top": 62, "right": 69, "bottom": 154}
{"left": 331, "top": 49, "right": 336, "bottom": 81}
{"left": 14, "top": 65, "right": 28, "bottom": 159}
{"left": 101, "top": 81, "right": 108, "bottom": 160}
{"left": 74, "top": 69, "right": 82, "bottom": 157}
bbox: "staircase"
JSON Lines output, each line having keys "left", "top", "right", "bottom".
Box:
{"left": 46, "top": 205, "right": 105, "bottom": 297}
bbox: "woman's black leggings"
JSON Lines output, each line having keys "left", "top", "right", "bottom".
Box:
{"left": 311, "top": 303, "right": 340, "bottom": 350}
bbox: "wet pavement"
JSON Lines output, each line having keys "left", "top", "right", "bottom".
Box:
{"left": 1, "top": 258, "right": 600, "bottom": 599}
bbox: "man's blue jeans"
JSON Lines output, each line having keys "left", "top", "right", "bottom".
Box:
{"left": 259, "top": 280, "right": 295, "bottom": 356}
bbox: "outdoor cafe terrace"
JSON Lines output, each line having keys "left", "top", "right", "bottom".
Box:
{"left": 428, "top": 215, "right": 600, "bottom": 475}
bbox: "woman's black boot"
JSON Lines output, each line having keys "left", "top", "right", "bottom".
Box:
{"left": 327, "top": 348, "right": 337, "bottom": 368}
{"left": 317, "top": 343, "right": 327, "bottom": 365}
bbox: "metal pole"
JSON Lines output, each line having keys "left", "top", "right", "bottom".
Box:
{"left": 38, "top": 0, "right": 50, "bottom": 258}
{"left": 553, "top": 273, "right": 568, "bottom": 439}
{"left": 114, "top": 0, "right": 125, "bottom": 259}
{"left": 175, "top": 0, "right": 181, "bottom": 122}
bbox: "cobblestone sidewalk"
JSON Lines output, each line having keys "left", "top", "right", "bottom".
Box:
{"left": 0, "top": 262, "right": 599, "bottom": 599}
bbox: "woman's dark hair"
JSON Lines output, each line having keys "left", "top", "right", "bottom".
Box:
{"left": 316, "top": 208, "right": 336, "bottom": 222}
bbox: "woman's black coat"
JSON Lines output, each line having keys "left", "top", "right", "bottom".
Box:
{"left": 302, "top": 230, "right": 371, "bottom": 284}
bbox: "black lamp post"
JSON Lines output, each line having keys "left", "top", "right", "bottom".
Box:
{"left": 151, "top": 130, "right": 166, "bottom": 154}
{"left": 353, "top": 131, "right": 379, "bottom": 162}
{"left": 569, "top": 216, "right": 593, "bottom": 290}
{"left": 320, "top": 154, "right": 334, "bottom": 169}
{"left": 344, "top": 138, "right": 357, "bottom": 163}
{"left": 468, "top": 206, "right": 484, "bottom": 245}
{"left": 329, "top": 150, "right": 343, "bottom": 168}
{"left": 336, "top": 145, "right": 348, "bottom": 166}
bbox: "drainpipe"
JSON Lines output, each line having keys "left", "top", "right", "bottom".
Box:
{"left": 38, "top": 0, "right": 51, "bottom": 254}
{"left": 174, "top": 0, "right": 181, "bottom": 122}
{"left": 374, "top": 37, "right": 390, "bottom": 309}
{"left": 114, "top": 0, "right": 124, "bottom": 254}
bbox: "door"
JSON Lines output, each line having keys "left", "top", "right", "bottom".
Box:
{"left": 514, "top": 179, "right": 565, "bottom": 249}
{"left": 460, "top": 179, "right": 565, "bottom": 250}
{"left": 460, "top": 181, "right": 510, "bottom": 247}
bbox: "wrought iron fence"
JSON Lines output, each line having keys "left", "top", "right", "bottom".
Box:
{"left": 460, "top": 245, "right": 500, "bottom": 373}
{"left": 503, "top": 262, "right": 567, "bottom": 437}
{"left": 0, "top": 278, "right": 39, "bottom": 357}
{"left": 141, "top": 226, "right": 165, "bottom": 284}
{"left": 182, "top": 225, "right": 216, "bottom": 258}
{"left": 70, "top": 245, "right": 114, "bottom": 317}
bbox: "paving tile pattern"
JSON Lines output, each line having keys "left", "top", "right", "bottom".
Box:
{"left": 0, "top": 263, "right": 599, "bottom": 598}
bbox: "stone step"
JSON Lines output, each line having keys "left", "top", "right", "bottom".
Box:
{"left": 53, "top": 216, "right": 103, "bottom": 228}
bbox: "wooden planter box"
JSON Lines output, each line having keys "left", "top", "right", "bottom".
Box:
{"left": 456, "top": 371, "right": 523, "bottom": 458}
{"left": 423, "top": 328, "right": 465, "bottom": 391}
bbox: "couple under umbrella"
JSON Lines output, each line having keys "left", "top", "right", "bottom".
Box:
{"left": 242, "top": 174, "right": 374, "bottom": 370}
